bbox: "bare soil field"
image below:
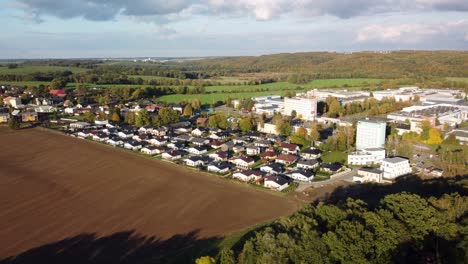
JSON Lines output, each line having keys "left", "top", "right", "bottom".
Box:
{"left": 0, "top": 128, "right": 299, "bottom": 263}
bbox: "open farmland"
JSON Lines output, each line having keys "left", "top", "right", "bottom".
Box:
{"left": 0, "top": 65, "right": 86, "bottom": 74}
{"left": 0, "top": 128, "right": 299, "bottom": 263}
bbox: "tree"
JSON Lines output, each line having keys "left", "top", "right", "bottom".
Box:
{"left": 309, "top": 123, "right": 321, "bottom": 142}
{"left": 419, "top": 120, "right": 432, "bottom": 141}
{"left": 111, "top": 112, "right": 121, "bottom": 122}
{"left": 190, "top": 98, "right": 201, "bottom": 110}
{"left": 50, "top": 78, "right": 67, "bottom": 90}
{"left": 219, "top": 248, "right": 236, "bottom": 264}
{"left": 296, "top": 127, "right": 308, "bottom": 139}
{"left": 239, "top": 117, "right": 254, "bottom": 132}
{"left": 125, "top": 111, "right": 136, "bottom": 125}
{"left": 443, "top": 134, "right": 460, "bottom": 146}
{"left": 83, "top": 111, "right": 95, "bottom": 123}
{"left": 427, "top": 128, "right": 443, "bottom": 145}
{"left": 8, "top": 116, "right": 19, "bottom": 130}
{"left": 136, "top": 109, "right": 151, "bottom": 127}
{"left": 327, "top": 97, "right": 343, "bottom": 118}
{"left": 291, "top": 110, "right": 297, "bottom": 119}
{"left": 183, "top": 104, "right": 193, "bottom": 116}
{"left": 195, "top": 256, "right": 216, "bottom": 264}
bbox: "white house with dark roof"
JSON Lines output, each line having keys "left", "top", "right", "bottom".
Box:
{"left": 230, "top": 156, "right": 255, "bottom": 169}
{"left": 348, "top": 148, "right": 386, "bottom": 166}
{"left": 288, "top": 170, "right": 314, "bottom": 182}
{"left": 264, "top": 175, "right": 291, "bottom": 191}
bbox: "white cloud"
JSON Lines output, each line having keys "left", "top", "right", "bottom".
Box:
{"left": 14, "top": 0, "right": 468, "bottom": 23}
{"left": 356, "top": 19, "right": 468, "bottom": 44}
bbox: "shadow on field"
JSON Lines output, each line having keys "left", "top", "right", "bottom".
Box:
{"left": 0, "top": 230, "right": 221, "bottom": 264}
{"left": 323, "top": 174, "right": 468, "bottom": 208}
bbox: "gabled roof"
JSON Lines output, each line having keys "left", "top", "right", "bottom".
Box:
{"left": 322, "top": 162, "right": 342, "bottom": 171}
{"left": 234, "top": 156, "right": 255, "bottom": 163}
{"left": 281, "top": 143, "right": 299, "bottom": 151}
{"left": 301, "top": 148, "right": 322, "bottom": 155}
{"left": 260, "top": 151, "right": 277, "bottom": 158}
{"left": 297, "top": 159, "right": 319, "bottom": 166}
{"left": 276, "top": 154, "right": 298, "bottom": 162}
{"left": 261, "top": 163, "right": 283, "bottom": 172}
{"left": 264, "top": 175, "right": 291, "bottom": 185}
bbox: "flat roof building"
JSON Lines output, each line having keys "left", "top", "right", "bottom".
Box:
{"left": 284, "top": 97, "right": 317, "bottom": 120}
{"left": 356, "top": 119, "right": 386, "bottom": 150}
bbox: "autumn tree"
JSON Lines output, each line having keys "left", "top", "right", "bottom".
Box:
{"left": 183, "top": 104, "right": 193, "bottom": 116}
{"left": 8, "top": 116, "right": 19, "bottom": 130}
{"left": 239, "top": 117, "right": 254, "bottom": 132}
{"left": 83, "top": 111, "right": 96, "bottom": 123}
{"left": 136, "top": 109, "right": 151, "bottom": 127}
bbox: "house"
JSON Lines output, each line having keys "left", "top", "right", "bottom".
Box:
{"left": 167, "top": 141, "right": 186, "bottom": 150}
{"left": 231, "top": 156, "right": 255, "bottom": 169}
{"left": 209, "top": 151, "right": 229, "bottom": 161}
{"left": 254, "top": 139, "right": 272, "bottom": 148}
{"left": 233, "top": 137, "right": 250, "bottom": 144}
{"left": 260, "top": 163, "right": 284, "bottom": 174}
{"left": 70, "top": 122, "right": 91, "bottom": 130}
{"left": 123, "top": 139, "right": 143, "bottom": 151}
{"left": 220, "top": 141, "right": 235, "bottom": 151}
{"left": 92, "top": 132, "right": 109, "bottom": 142}
{"left": 245, "top": 132, "right": 263, "bottom": 140}
{"left": 207, "top": 161, "right": 232, "bottom": 174}
{"left": 209, "top": 132, "right": 229, "bottom": 140}
{"left": 260, "top": 151, "right": 277, "bottom": 161}
{"left": 184, "top": 156, "right": 211, "bottom": 167}
{"left": 354, "top": 167, "right": 383, "bottom": 183}
{"left": 288, "top": 169, "right": 314, "bottom": 182}
{"left": 191, "top": 127, "right": 208, "bottom": 137}
{"left": 380, "top": 157, "right": 412, "bottom": 180}
{"left": 275, "top": 154, "right": 298, "bottom": 165}
{"left": 296, "top": 159, "right": 319, "bottom": 170}
{"left": 246, "top": 146, "right": 261, "bottom": 156}
{"left": 147, "top": 136, "right": 167, "bottom": 146}
{"left": 149, "top": 128, "right": 167, "bottom": 136}
{"left": 190, "top": 137, "right": 210, "bottom": 146}
{"left": 175, "top": 134, "right": 191, "bottom": 142}
{"left": 232, "top": 170, "right": 264, "bottom": 182}
{"left": 209, "top": 140, "right": 223, "bottom": 149}
{"left": 106, "top": 136, "right": 124, "bottom": 146}
{"left": 0, "top": 113, "right": 9, "bottom": 123}
{"left": 162, "top": 150, "right": 183, "bottom": 160}
{"left": 172, "top": 104, "right": 184, "bottom": 113}
{"left": 300, "top": 148, "right": 322, "bottom": 159}
{"left": 141, "top": 146, "right": 166, "bottom": 155}
{"left": 187, "top": 146, "right": 208, "bottom": 155}
{"left": 118, "top": 130, "right": 135, "bottom": 139}
{"left": 281, "top": 143, "right": 300, "bottom": 155}
{"left": 21, "top": 112, "right": 38, "bottom": 122}
{"left": 232, "top": 145, "right": 245, "bottom": 154}
{"left": 264, "top": 175, "right": 291, "bottom": 191}
{"left": 321, "top": 163, "right": 343, "bottom": 174}
{"left": 3, "top": 96, "right": 21, "bottom": 108}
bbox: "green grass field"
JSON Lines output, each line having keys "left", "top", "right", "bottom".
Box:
{"left": 157, "top": 91, "right": 288, "bottom": 104}
{"left": 128, "top": 75, "right": 177, "bottom": 81}
{"left": 321, "top": 151, "right": 348, "bottom": 164}
{"left": 0, "top": 65, "right": 86, "bottom": 74}
{"left": 446, "top": 77, "right": 468, "bottom": 83}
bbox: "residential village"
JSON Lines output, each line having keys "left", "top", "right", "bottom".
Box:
{"left": 1, "top": 84, "right": 467, "bottom": 192}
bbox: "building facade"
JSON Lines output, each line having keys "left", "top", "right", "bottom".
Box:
{"left": 283, "top": 97, "right": 317, "bottom": 120}
{"left": 356, "top": 119, "right": 386, "bottom": 150}
{"left": 380, "top": 157, "right": 412, "bottom": 180}
{"left": 348, "top": 148, "right": 386, "bottom": 166}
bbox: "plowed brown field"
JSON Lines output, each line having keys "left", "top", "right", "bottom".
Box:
{"left": 0, "top": 128, "right": 299, "bottom": 260}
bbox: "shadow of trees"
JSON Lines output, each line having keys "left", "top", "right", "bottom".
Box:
{"left": 322, "top": 174, "right": 468, "bottom": 208}
{"left": 0, "top": 230, "right": 221, "bottom": 264}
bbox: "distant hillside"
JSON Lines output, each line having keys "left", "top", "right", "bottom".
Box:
{"left": 182, "top": 51, "right": 468, "bottom": 78}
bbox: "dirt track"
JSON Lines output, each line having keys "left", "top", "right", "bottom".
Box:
{"left": 0, "top": 128, "right": 299, "bottom": 259}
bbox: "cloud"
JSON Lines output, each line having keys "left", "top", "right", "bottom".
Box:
{"left": 356, "top": 19, "right": 468, "bottom": 44}
{"left": 14, "top": 0, "right": 468, "bottom": 23}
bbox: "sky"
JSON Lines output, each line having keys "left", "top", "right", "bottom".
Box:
{"left": 1, "top": 0, "right": 468, "bottom": 58}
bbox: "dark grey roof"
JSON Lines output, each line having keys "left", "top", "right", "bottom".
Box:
{"left": 382, "top": 157, "right": 408, "bottom": 163}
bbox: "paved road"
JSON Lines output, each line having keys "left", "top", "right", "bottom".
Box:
{"left": 295, "top": 168, "right": 356, "bottom": 192}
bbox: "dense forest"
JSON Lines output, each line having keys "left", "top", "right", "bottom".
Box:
{"left": 211, "top": 176, "right": 468, "bottom": 264}
{"left": 183, "top": 51, "right": 468, "bottom": 78}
